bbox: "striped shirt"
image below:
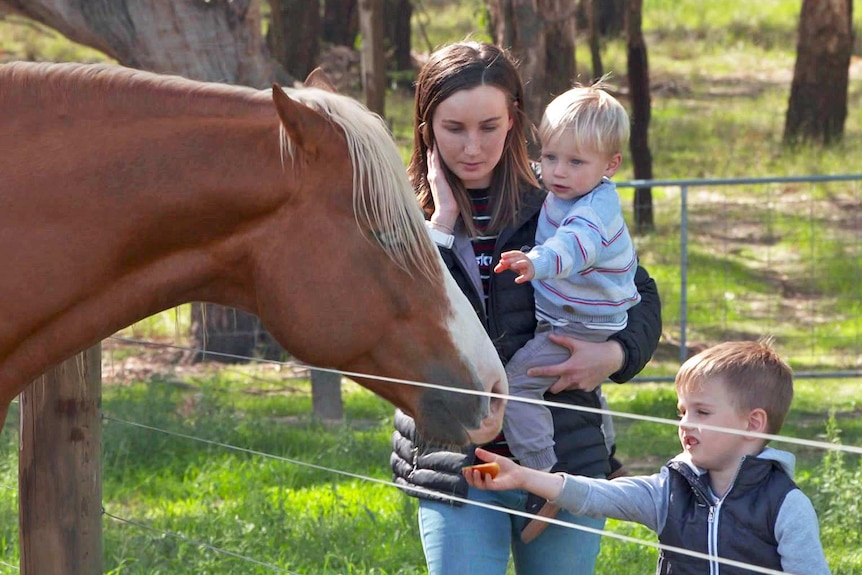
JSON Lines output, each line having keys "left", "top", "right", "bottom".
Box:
{"left": 528, "top": 177, "right": 640, "bottom": 326}
{"left": 468, "top": 188, "right": 496, "bottom": 311}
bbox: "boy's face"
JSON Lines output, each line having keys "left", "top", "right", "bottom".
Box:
{"left": 539, "top": 133, "right": 621, "bottom": 201}
{"left": 676, "top": 378, "right": 761, "bottom": 473}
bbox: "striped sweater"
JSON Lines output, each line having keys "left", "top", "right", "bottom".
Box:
{"left": 527, "top": 177, "right": 640, "bottom": 326}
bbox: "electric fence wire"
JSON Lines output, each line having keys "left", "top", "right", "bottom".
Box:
{"left": 6, "top": 336, "right": 853, "bottom": 573}
{"left": 75, "top": 334, "right": 860, "bottom": 573}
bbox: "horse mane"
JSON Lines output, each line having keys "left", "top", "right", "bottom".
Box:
{"left": 1, "top": 61, "right": 266, "bottom": 118}
{"left": 281, "top": 86, "right": 441, "bottom": 282}
{"left": 2, "top": 61, "right": 441, "bottom": 281}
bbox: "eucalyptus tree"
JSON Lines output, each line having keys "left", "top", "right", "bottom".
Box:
{"left": 0, "top": 0, "right": 286, "bottom": 86}
{"left": 784, "top": 0, "right": 854, "bottom": 146}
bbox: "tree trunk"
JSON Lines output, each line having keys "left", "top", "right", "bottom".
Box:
{"left": 267, "top": 0, "right": 321, "bottom": 81}
{"left": 625, "top": 0, "right": 654, "bottom": 233}
{"left": 311, "top": 370, "right": 344, "bottom": 421}
{"left": 587, "top": 0, "right": 604, "bottom": 80}
{"left": 358, "top": 0, "right": 386, "bottom": 116}
{"left": 543, "top": 0, "right": 577, "bottom": 99}
{"left": 488, "top": 0, "right": 546, "bottom": 139}
{"left": 783, "top": 0, "right": 853, "bottom": 146}
{"left": 594, "top": 0, "right": 625, "bottom": 37}
{"left": 384, "top": 0, "right": 414, "bottom": 88}
{"left": 323, "top": 0, "right": 359, "bottom": 46}
{"left": 0, "top": 0, "right": 286, "bottom": 87}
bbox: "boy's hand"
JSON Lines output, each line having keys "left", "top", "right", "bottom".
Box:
{"left": 464, "top": 448, "right": 567, "bottom": 502}
{"left": 494, "top": 250, "right": 535, "bottom": 283}
{"left": 462, "top": 448, "right": 523, "bottom": 491}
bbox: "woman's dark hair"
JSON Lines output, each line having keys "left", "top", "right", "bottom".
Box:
{"left": 408, "top": 41, "right": 538, "bottom": 235}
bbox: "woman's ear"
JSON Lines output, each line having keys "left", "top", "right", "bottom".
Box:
{"left": 419, "top": 122, "right": 432, "bottom": 148}
{"left": 506, "top": 100, "right": 518, "bottom": 132}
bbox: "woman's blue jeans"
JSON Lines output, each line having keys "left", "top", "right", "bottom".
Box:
{"left": 418, "top": 485, "right": 604, "bottom": 575}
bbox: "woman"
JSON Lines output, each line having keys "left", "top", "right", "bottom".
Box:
{"left": 390, "top": 41, "right": 662, "bottom": 575}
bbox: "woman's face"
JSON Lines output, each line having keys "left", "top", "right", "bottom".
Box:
{"left": 430, "top": 85, "right": 513, "bottom": 189}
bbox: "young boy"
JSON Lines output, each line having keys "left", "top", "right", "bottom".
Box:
{"left": 493, "top": 81, "right": 641, "bottom": 540}
{"left": 464, "top": 340, "right": 831, "bottom": 575}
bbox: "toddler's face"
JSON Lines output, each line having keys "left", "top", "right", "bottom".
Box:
{"left": 539, "top": 134, "right": 620, "bottom": 200}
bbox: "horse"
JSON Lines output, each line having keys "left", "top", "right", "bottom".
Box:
{"left": 0, "top": 61, "right": 507, "bottom": 446}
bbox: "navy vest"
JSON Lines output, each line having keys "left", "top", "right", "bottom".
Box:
{"left": 658, "top": 456, "right": 797, "bottom": 574}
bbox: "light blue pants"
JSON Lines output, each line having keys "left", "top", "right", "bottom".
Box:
{"left": 418, "top": 485, "right": 605, "bottom": 575}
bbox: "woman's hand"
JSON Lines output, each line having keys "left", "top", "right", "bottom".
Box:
{"left": 426, "top": 146, "right": 459, "bottom": 230}
{"left": 527, "top": 336, "right": 625, "bottom": 394}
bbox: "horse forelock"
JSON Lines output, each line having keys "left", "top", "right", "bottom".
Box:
{"left": 282, "top": 87, "right": 441, "bottom": 283}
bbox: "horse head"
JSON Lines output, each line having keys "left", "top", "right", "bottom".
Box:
{"left": 254, "top": 72, "right": 507, "bottom": 446}
{"left": 0, "top": 61, "right": 507, "bottom": 447}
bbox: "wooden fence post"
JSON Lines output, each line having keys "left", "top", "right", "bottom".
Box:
{"left": 19, "top": 345, "right": 102, "bottom": 575}
{"left": 311, "top": 369, "right": 343, "bottom": 421}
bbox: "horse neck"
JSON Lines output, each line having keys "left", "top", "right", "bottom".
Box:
{"left": 4, "top": 69, "right": 289, "bottom": 353}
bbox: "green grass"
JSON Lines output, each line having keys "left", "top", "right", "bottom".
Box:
{"left": 411, "top": 0, "right": 491, "bottom": 53}
{"left": 0, "top": 14, "right": 110, "bottom": 64}
{"left": 1, "top": 370, "right": 429, "bottom": 575}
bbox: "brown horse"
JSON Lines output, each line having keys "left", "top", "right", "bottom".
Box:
{"left": 0, "top": 61, "right": 507, "bottom": 446}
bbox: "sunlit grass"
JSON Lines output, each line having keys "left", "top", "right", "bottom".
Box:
{"left": 119, "top": 305, "right": 192, "bottom": 342}
{"left": 411, "top": 0, "right": 490, "bottom": 53}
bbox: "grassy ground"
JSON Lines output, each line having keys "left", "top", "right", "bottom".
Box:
{"left": 1, "top": 0, "right": 861, "bottom": 573}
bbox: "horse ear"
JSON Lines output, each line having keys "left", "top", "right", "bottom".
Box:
{"left": 304, "top": 67, "right": 337, "bottom": 93}
{"left": 272, "top": 83, "right": 328, "bottom": 155}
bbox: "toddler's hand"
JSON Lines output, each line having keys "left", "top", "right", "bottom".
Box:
{"left": 494, "top": 250, "right": 535, "bottom": 283}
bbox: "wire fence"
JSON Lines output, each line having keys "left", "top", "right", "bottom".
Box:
{"left": 100, "top": 382, "right": 860, "bottom": 575}
{"left": 99, "top": 347, "right": 862, "bottom": 574}
{"left": 617, "top": 173, "right": 862, "bottom": 378}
